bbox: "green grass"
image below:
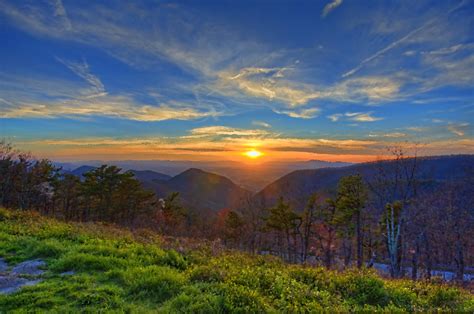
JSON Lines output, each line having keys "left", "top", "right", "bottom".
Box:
{"left": 0, "top": 208, "right": 472, "bottom": 313}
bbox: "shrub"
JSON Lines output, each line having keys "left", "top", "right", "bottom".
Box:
{"left": 333, "top": 270, "right": 389, "bottom": 306}
{"left": 189, "top": 265, "right": 225, "bottom": 283}
{"left": 113, "top": 265, "right": 185, "bottom": 303}
{"left": 217, "top": 283, "right": 271, "bottom": 313}
{"left": 161, "top": 286, "right": 225, "bottom": 313}
{"left": 51, "top": 252, "right": 128, "bottom": 273}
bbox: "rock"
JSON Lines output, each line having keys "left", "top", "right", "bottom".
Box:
{"left": 0, "top": 258, "right": 8, "bottom": 273}
{"left": 0, "top": 275, "right": 41, "bottom": 295}
{"left": 11, "top": 259, "right": 46, "bottom": 276}
{"left": 60, "top": 271, "right": 75, "bottom": 276}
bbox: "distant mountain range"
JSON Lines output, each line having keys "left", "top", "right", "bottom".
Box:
{"left": 63, "top": 155, "right": 473, "bottom": 213}
{"left": 65, "top": 165, "right": 250, "bottom": 211}
{"left": 56, "top": 159, "right": 352, "bottom": 191}
{"left": 255, "top": 155, "right": 474, "bottom": 209}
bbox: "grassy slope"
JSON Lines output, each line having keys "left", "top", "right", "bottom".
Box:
{"left": 0, "top": 208, "right": 472, "bottom": 313}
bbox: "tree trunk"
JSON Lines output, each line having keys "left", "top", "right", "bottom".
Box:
{"left": 455, "top": 233, "right": 464, "bottom": 282}
{"left": 356, "top": 211, "right": 363, "bottom": 268}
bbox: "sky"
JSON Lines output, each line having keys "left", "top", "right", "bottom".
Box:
{"left": 0, "top": 0, "right": 473, "bottom": 162}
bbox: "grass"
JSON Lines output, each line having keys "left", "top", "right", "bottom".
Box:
{"left": 0, "top": 208, "right": 472, "bottom": 313}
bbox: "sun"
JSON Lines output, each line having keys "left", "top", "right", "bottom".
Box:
{"left": 244, "top": 149, "right": 263, "bottom": 159}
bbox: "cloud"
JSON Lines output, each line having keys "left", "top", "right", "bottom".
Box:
{"left": 252, "top": 120, "right": 271, "bottom": 128}
{"left": 341, "top": 1, "right": 466, "bottom": 78}
{"left": 328, "top": 112, "right": 383, "bottom": 122}
{"left": 275, "top": 108, "right": 320, "bottom": 119}
{"left": 0, "top": 95, "right": 219, "bottom": 121}
{"left": 56, "top": 58, "right": 105, "bottom": 96}
{"left": 190, "top": 126, "right": 270, "bottom": 137}
{"left": 347, "top": 112, "right": 383, "bottom": 122}
{"left": 327, "top": 113, "right": 342, "bottom": 122}
{"left": 321, "top": 0, "right": 343, "bottom": 18}
{"left": 327, "top": 76, "right": 401, "bottom": 103}
{"left": 49, "top": 0, "right": 72, "bottom": 30}
{"left": 217, "top": 66, "right": 320, "bottom": 107}
{"left": 368, "top": 132, "right": 406, "bottom": 138}
{"left": 447, "top": 123, "right": 469, "bottom": 137}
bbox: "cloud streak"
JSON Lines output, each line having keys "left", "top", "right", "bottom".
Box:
{"left": 321, "top": 0, "right": 343, "bottom": 18}
{"left": 328, "top": 112, "right": 383, "bottom": 123}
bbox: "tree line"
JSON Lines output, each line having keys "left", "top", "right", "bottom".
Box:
{"left": 217, "top": 148, "right": 474, "bottom": 282}
{"left": 1, "top": 140, "right": 472, "bottom": 281}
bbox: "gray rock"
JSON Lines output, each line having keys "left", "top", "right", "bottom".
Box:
{"left": 60, "top": 271, "right": 75, "bottom": 276}
{"left": 0, "top": 275, "right": 41, "bottom": 294}
{"left": 11, "top": 259, "right": 46, "bottom": 276}
{"left": 0, "top": 258, "right": 8, "bottom": 273}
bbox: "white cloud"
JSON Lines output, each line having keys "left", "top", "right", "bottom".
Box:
{"left": 368, "top": 132, "right": 406, "bottom": 138}
{"left": 252, "top": 120, "right": 271, "bottom": 128}
{"left": 56, "top": 58, "right": 105, "bottom": 96}
{"left": 217, "top": 66, "right": 320, "bottom": 107}
{"left": 447, "top": 123, "right": 469, "bottom": 137}
{"left": 190, "top": 126, "right": 270, "bottom": 137}
{"left": 49, "top": 0, "right": 71, "bottom": 30}
{"left": 327, "top": 113, "right": 342, "bottom": 122}
{"left": 328, "top": 112, "right": 383, "bottom": 123}
{"left": 0, "top": 95, "right": 219, "bottom": 122}
{"left": 276, "top": 108, "right": 320, "bottom": 119}
{"left": 321, "top": 0, "right": 343, "bottom": 18}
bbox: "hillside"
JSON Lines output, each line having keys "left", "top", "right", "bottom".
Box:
{"left": 155, "top": 168, "right": 252, "bottom": 211}
{"left": 255, "top": 155, "right": 474, "bottom": 209}
{"left": 128, "top": 170, "right": 172, "bottom": 182}
{"left": 0, "top": 208, "right": 472, "bottom": 312}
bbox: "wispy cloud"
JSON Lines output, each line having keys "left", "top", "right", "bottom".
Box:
{"left": 190, "top": 126, "right": 270, "bottom": 137}
{"left": 252, "top": 120, "right": 271, "bottom": 128}
{"left": 49, "top": 0, "right": 71, "bottom": 30}
{"left": 216, "top": 66, "right": 320, "bottom": 107}
{"left": 328, "top": 112, "right": 383, "bottom": 123}
{"left": 341, "top": 1, "right": 467, "bottom": 78}
{"left": 56, "top": 58, "right": 105, "bottom": 96}
{"left": 275, "top": 108, "right": 320, "bottom": 119}
{"left": 447, "top": 123, "right": 469, "bottom": 137}
{"left": 368, "top": 132, "right": 406, "bottom": 138}
{"left": 321, "top": 0, "right": 343, "bottom": 18}
{"left": 0, "top": 95, "right": 219, "bottom": 122}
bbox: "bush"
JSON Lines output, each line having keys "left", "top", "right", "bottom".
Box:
{"left": 218, "top": 283, "right": 271, "bottom": 313}
{"left": 112, "top": 265, "right": 185, "bottom": 303}
{"left": 189, "top": 265, "right": 225, "bottom": 283}
{"left": 51, "top": 252, "right": 128, "bottom": 273}
{"left": 161, "top": 286, "right": 225, "bottom": 313}
{"left": 333, "top": 270, "right": 389, "bottom": 306}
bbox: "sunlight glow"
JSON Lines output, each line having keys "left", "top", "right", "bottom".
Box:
{"left": 244, "top": 149, "right": 263, "bottom": 159}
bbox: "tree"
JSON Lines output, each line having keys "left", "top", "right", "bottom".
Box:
{"left": 336, "top": 174, "right": 367, "bottom": 268}
{"left": 224, "top": 210, "right": 245, "bottom": 247}
{"left": 368, "top": 146, "right": 419, "bottom": 277}
{"left": 300, "top": 194, "right": 317, "bottom": 263}
{"left": 157, "top": 192, "right": 188, "bottom": 235}
{"left": 81, "top": 165, "right": 155, "bottom": 223}
{"left": 265, "top": 197, "right": 300, "bottom": 262}
{"left": 316, "top": 198, "right": 338, "bottom": 269}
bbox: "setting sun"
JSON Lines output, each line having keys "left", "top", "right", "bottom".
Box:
{"left": 244, "top": 149, "right": 263, "bottom": 159}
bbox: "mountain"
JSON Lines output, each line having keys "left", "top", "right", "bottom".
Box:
{"left": 128, "top": 170, "right": 171, "bottom": 182}
{"left": 146, "top": 168, "right": 252, "bottom": 211}
{"left": 70, "top": 165, "right": 96, "bottom": 177}
{"left": 54, "top": 159, "right": 352, "bottom": 192}
{"left": 255, "top": 155, "right": 474, "bottom": 209}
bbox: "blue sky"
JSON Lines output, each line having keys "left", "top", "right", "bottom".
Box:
{"left": 0, "top": 0, "right": 473, "bottom": 162}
